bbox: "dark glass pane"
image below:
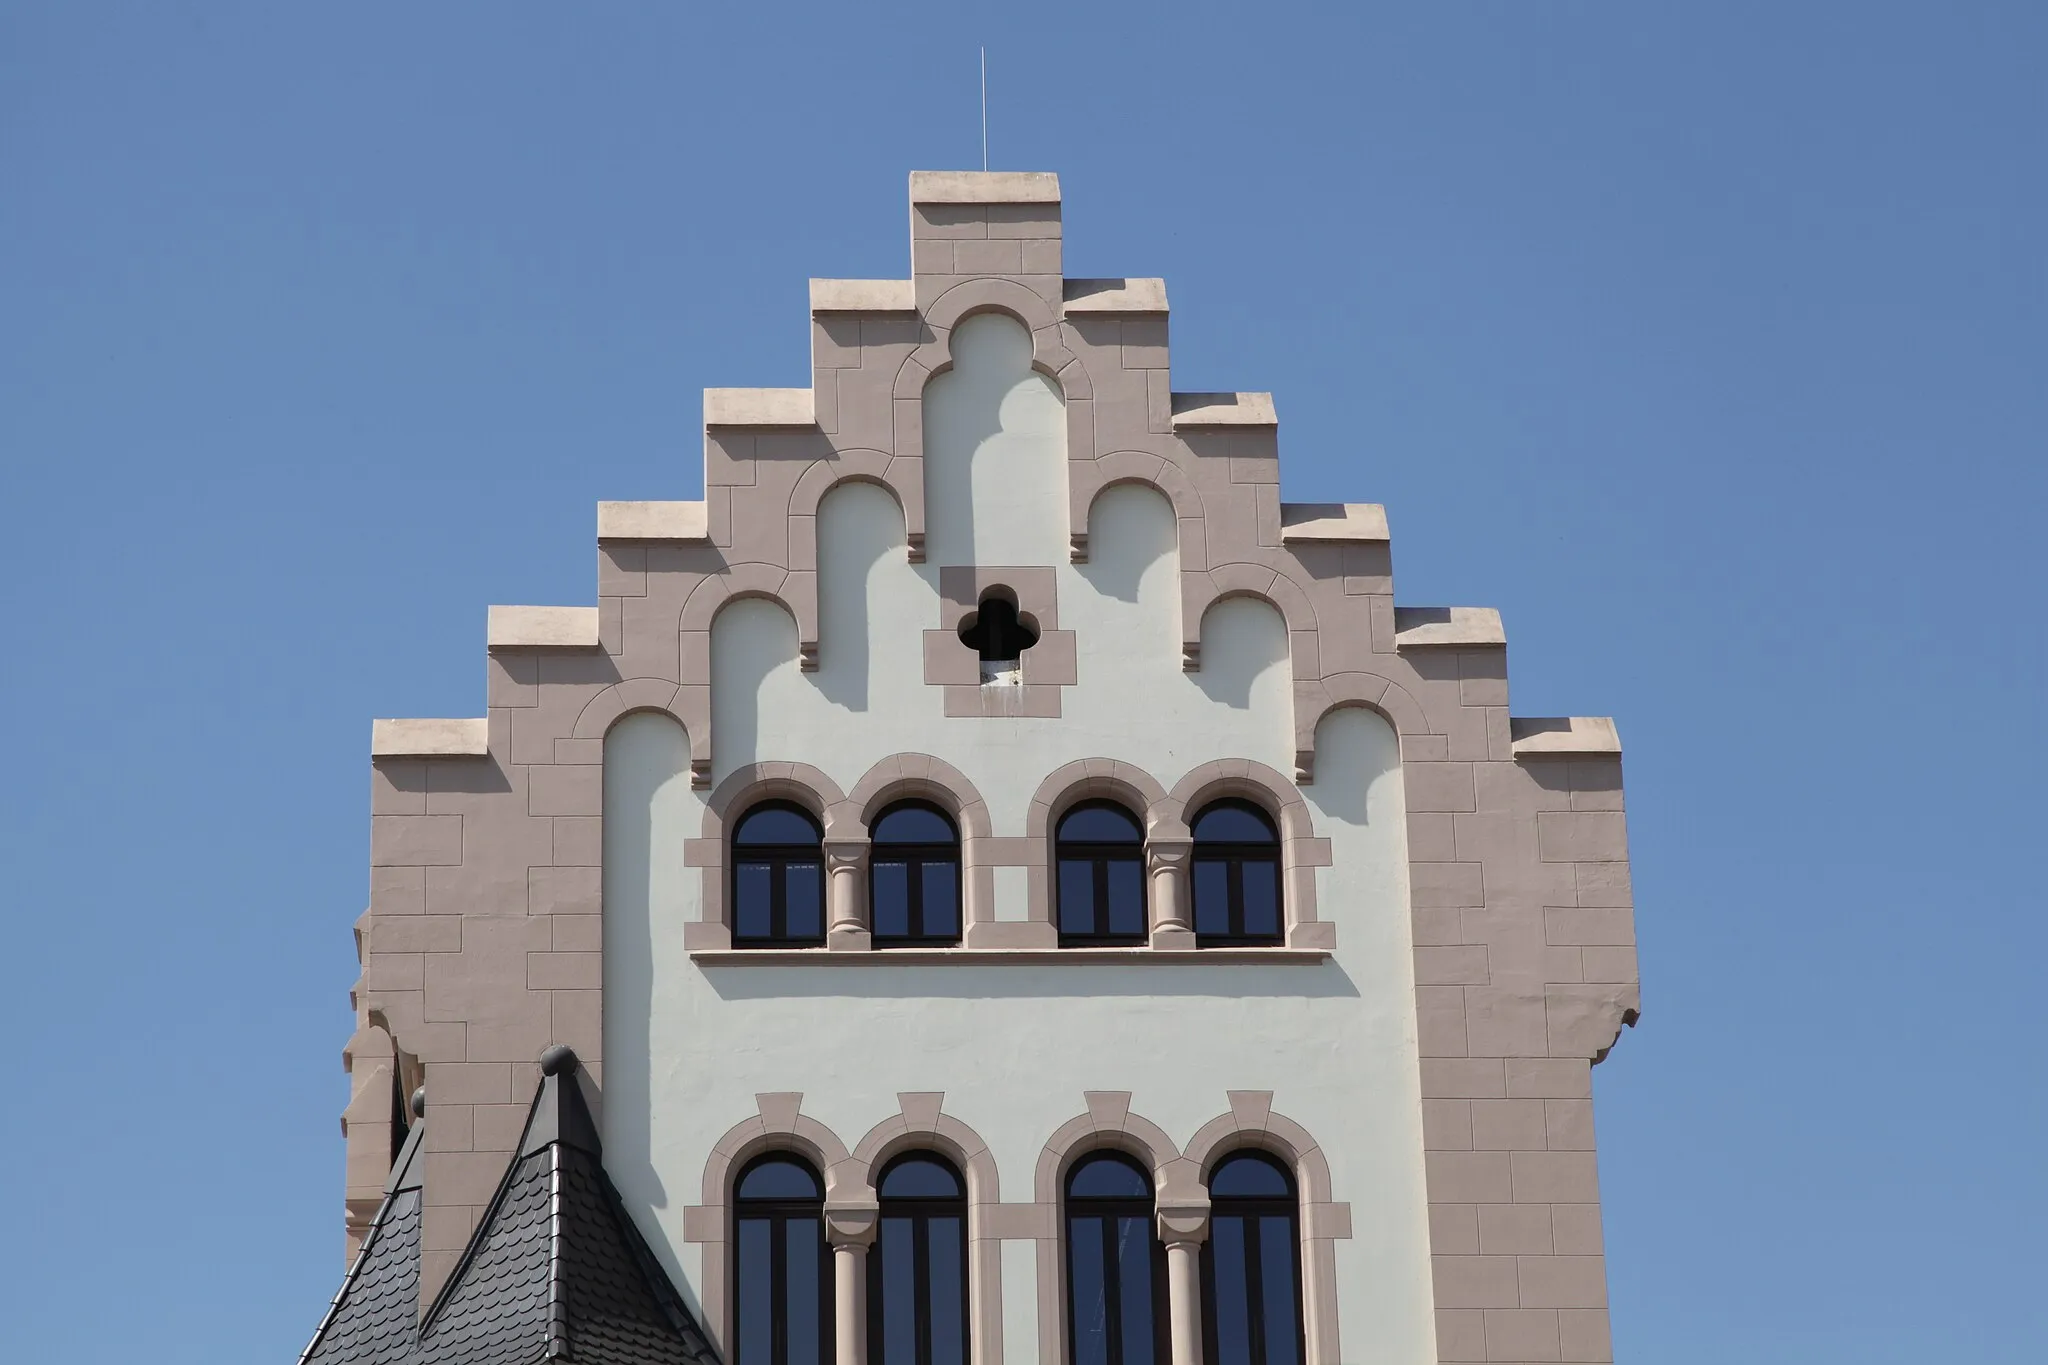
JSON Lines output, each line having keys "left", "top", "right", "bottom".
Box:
{"left": 735, "top": 1217, "right": 772, "bottom": 1365}
{"left": 785, "top": 1217, "right": 824, "bottom": 1365}
{"left": 930, "top": 1215, "right": 966, "bottom": 1365}
{"left": 872, "top": 860, "right": 911, "bottom": 939}
{"left": 1106, "top": 859, "right": 1146, "bottom": 938}
{"left": 1208, "top": 1215, "right": 1251, "bottom": 1365}
{"left": 1069, "top": 1154, "right": 1150, "bottom": 1200}
{"left": 1069, "top": 1214, "right": 1109, "bottom": 1365}
{"left": 1114, "top": 1214, "right": 1156, "bottom": 1365}
{"left": 1258, "top": 1215, "right": 1302, "bottom": 1365}
{"left": 880, "top": 1156, "right": 963, "bottom": 1200}
{"left": 873, "top": 804, "right": 955, "bottom": 844}
{"left": 1058, "top": 803, "right": 1143, "bottom": 844}
{"left": 921, "top": 861, "right": 960, "bottom": 937}
{"left": 878, "top": 1216, "right": 916, "bottom": 1365}
{"left": 1059, "top": 859, "right": 1097, "bottom": 936}
{"left": 735, "top": 862, "right": 773, "bottom": 940}
{"left": 1193, "top": 802, "right": 1277, "bottom": 843}
{"left": 1242, "top": 860, "right": 1281, "bottom": 940}
{"left": 1192, "top": 860, "right": 1230, "bottom": 937}
{"left": 736, "top": 805, "right": 822, "bottom": 846}
{"left": 1210, "top": 1154, "right": 1291, "bottom": 1199}
{"left": 738, "top": 1157, "right": 822, "bottom": 1201}
{"left": 784, "top": 862, "right": 823, "bottom": 939}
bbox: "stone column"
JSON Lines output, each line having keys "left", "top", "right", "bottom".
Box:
{"left": 825, "top": 1203, "right": 878, "bottom": 1365}
{"left": 823, "top": 838, "right": 871, "bottom": 951}
{"left": 1147, "top": 839, "right": 1195, "bottom": 950}
{"left": 1157, "top": 1199, "right": 1210, "bottom": 1365}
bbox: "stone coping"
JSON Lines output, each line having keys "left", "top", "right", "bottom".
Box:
{"left": 1169, "top": 392, "right": 1278, "bottom": 428}
{"left": 909, "top": 170, "right": 1060, "bottom": 204}
{"left": 1392, "top": 606, "right": 1505, "bottom": 648}
{"left": 704, "top": 387, "right": 815, "bottom": 428}
{"left": 1509, "top": 715, "right": 1623, "bottom": 758}
{"left": 486, "top": 605, "right": 599, "bottom": 650}
{"left": 1062, "top": 278, "right": 1169, "bottom": 314}
{"left": 371, "top": 717, "right": 489, "bottom": 757}
{"left": 597, "top": 500, "right": 709, "bottom": 542}
{"left": 1281, "top": 503, "right": 1390, "bottom": 542}
{"left": 690, "top": 947, "right": 1331, "bottom": 966}
{"left": 810, "top": 279, "right": 917, "bottom": 313}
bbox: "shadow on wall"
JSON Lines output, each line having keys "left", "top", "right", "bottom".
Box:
{"left": 1076, "top": 481, "right": 1175, "bottom": 606}
{"left": 697, "top": 960, "right": 1361, "bottom": 1004}
{"left": 922, "top": 311, "right": 1067, "bottom": 569}
{"left": 1193, "top": 597, "right": 1290, "bottom": 711}
{"left": 1309, "top": 705, "right": 1400, "bottom": 827}
{"left": 812, "top": 481, "right": 909, "bottom": 712}
{"left": 709, "top": 598, "right": 800, "bottom": 779}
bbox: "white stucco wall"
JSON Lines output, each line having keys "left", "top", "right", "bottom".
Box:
{"left": 604, "top": 314, "right": 1436, "bottom": 1362}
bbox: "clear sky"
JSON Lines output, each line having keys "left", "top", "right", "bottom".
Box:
{"left": 2, "top": 3, "right": 2041, "bottom": 1361}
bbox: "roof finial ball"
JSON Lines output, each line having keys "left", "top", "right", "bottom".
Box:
{"left": 410, "top": 1087, "right": 427, "bottom": 1119}
{"left": 540, "top": 1044, "right": 580, "bottom": 1077}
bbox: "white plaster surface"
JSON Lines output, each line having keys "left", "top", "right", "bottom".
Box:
{"left": 605, "top": 314, "right": 1435, "bottom": 1360}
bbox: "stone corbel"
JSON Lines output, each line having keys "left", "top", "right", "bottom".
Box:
{"left": 823, "top": 1200, "right": 881, "bottom": 1248}
{"left": 823, "top": 839, "right": 871, "bottom": 951}
{"left": 1146, "top": 839, "right": 1195, "bottom": 950}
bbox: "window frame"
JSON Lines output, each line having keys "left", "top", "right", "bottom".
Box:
{"left": 730, "top": 800, "right": 827, "bottom": 949}
{"left": 1190, "top": 799, "right": 1285, "bottom": 948}
{"left": 867, "top": 1152, "right": 971, "bottom": 1365}
{"left": 1063, "top": 1151, "right": 1169, "bottom": 1365}
{"left": 732, "top": 1153, "right": 835, "bottom": 1365}
{"left": 868, "top": 801, "right": 964, "bottom": 948}
{"left": 1054, "top": 800, "right": 1149, "bottom": 948}
{"left": 1199, "top": 1151, "right": 1306, "bottom": 1365}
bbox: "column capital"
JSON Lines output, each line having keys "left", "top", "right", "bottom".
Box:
{"left": 1145, "top": 838, "right": 1193, "bottom": 872}
{"left": 823, "top": 1201, "right": 880, "bottom": 1247}
{"left": 823, "top": 837, "right": 871, "bottom": 869}
{"left": 1156, "top": 1200, "right": 1211, "bottom": 1243}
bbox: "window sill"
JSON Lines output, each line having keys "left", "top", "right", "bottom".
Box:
{"left": 689, "top": 946, "right": 1333, "bottom": 966}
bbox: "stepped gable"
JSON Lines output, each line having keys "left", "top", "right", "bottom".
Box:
{"left": 300, "top": 1112, "right": 426, "bottom": 1365}
{"left": 300, "top": 1051, "right": 717, "bottom": 1365}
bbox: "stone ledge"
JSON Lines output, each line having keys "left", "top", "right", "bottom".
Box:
{"left": 810, "top": 279, "right": 916, "bottom": 313}
{"left": 487, "top": 606, "right": 599, "bottom": 650}
{"left": 690, "top": 947, "right": 1331, "bottom": 966}
{"left": 597, "top": 501, "right": 709, "bottom": 542}
{"left": 1170, "top": 392, "right": 1278, "bottom": 428}
{"left": 1393, "top": 606, "right": 1505, "bottom": 648}
{"left": 371, "top": 718, "right": 489, "bottom": 757}
{"left": 910, "top": 170, "right": 1060, "bottom": 204}
{"left": 704, "top": 388, "right": 815, "bottom": 428}
{"left": 1062, "top": 278, "right": 1169, "bottom": 314}
{"left": 1281, "top": 503, "right": 1390, "bottom": 542}
{"left": 1511, "top": 716, "right": 1623, "bottom": 758}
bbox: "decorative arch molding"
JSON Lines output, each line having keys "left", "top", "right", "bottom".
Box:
{"left": 1165, "top": 758, "right": 1332, "bottom": 943}
{"left": 1031, "top": 1093, "right": 1192, "bottom": 1365}
{"left": 1182, "top": 561, "right": 1319, "bottom": 674}
{"left": 683, "top": 761, "right": 857, "bottom": 951}
{"left": 787, "top": 447, "right": 928, "bottom": 566}
{"left": 1294, "top": 672, "right": 1431, "bottom": 784}
{"left": 1068, "top": 451, "right": 1202, "bottom": 566}
{"left": 572, "top": 678, "right": 686, "bottom": 742}
{"left": 1182, "top": 1093, "right": 1348, "bottom": 1365}
{"left": 673, "top": 569, "right": 816, "bottom": 786}
{"left": 850, "top": 752, "right": 999, "bottom": 939}
{"left": 1025, "top": 758, "right": 1172, "bottom": 843}
{"left": 684, "top": 1094, "right": 858, "bottom": 1359}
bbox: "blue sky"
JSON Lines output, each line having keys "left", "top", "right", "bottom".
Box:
{"left": 2, "top": 3, "right": 2042, "bottom": 1360}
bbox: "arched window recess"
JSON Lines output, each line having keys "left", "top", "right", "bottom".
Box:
{"left": 869, "top": 801, "right": 962, "bottom": 947}
{"left": 733, "top": 1154, "right": 834, "bottom": 1365}
{"left": 732, "top": 802, "right": 826, "bottom": 948}
{"left": 870, "top": 1153, "right": 970, "bottom": 1365}
{"left": 1201, "top": 1152, "right": 1305, "bottom": 1365}
{"left": 1055, "top": 801, "right": 1148, "bottom": 947}
{"left": 1190, "top": 800, "right": 1284, "bottom": 947}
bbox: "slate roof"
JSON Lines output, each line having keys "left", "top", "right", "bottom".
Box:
{"left": 299, "top": 1049, "right": 718, "bottom": 1365}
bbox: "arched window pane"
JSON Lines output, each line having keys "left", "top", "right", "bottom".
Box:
{"left": 1210, "top": 1153, "right": 1292, "bottom": 1199}
{"left": 1193, "top": 801, "right": 1277, "bottom": 843}
{"left": 1058, "top": 802, "right": 1143, "bottom": 844}
{"left": 929, "top": 1214, "right": 966, "bottom": 1365}
{"left": 1257, "top": 1215, "right": 1302, "bottom": 1365}
{"left": 785, "top": 1217, "right": 824, "bottom": 1365}
{"left": 736, "top": 804, "right": 823, "bottom": 846}
{"left": 879, "top": 1156, "right": 964, "bottom": 1199}
{"left": 738, "top": 1157, "right": 822, "bottom": 1200}
{"left": 873, "top": 803, "right": 955, "bottom": 844}
{"left": 1068, "top": 1154, "right": 1150, "bottom": 1199}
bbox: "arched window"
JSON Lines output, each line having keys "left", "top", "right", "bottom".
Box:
{"left": 732, "top": 802, "right": 825, "bottom": 947}
{"left": 1201, "top": 1153, "right": 1304, "bottom": 1365}
{"left": 1056, "top": 801, "right": 1147, "bottom": 946}
{"left": 869, "top": 1153, "right": 969, "bottom": 1365}
{"left": 1190, "top": 800, "right": 1283, "bottom": 946}
{"left": 869, "top": 802, "right": 962, "bottom": 947}
{"left": 1065, "top": 1152, "right": 1167, "bottom": 1365}
{"left": 733, "top": 1154, "right": 833, "bottom": 1365}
